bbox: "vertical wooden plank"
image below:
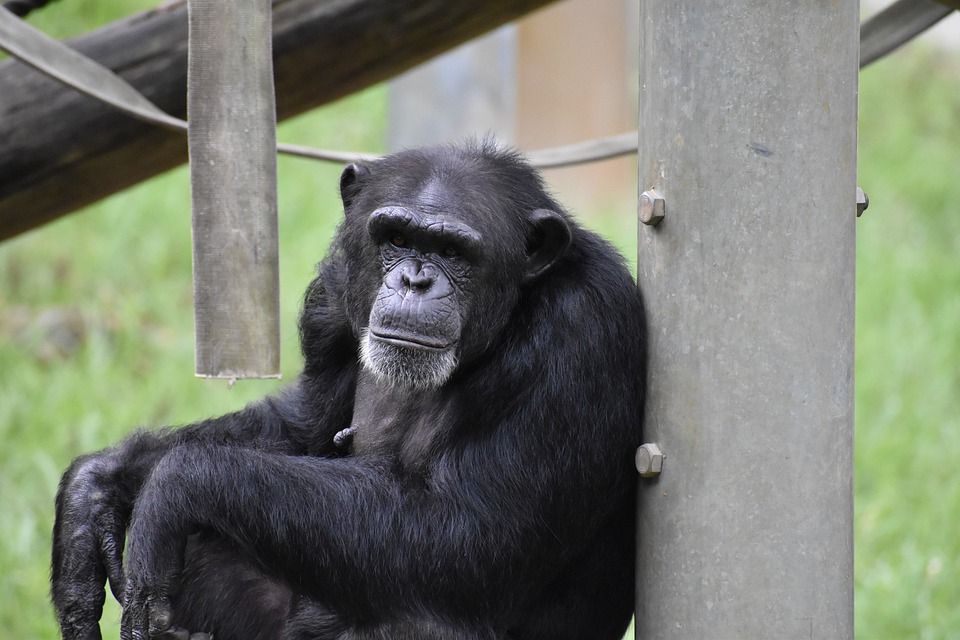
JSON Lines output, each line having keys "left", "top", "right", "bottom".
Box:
{"left": 188, "top": 0, "right": 280, "bottom": 378}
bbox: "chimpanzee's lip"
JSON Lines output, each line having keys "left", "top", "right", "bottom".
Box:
{"left": 369, "top": 330, "right": 453, "bottom": 351}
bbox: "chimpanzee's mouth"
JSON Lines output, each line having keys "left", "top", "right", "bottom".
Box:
{"left": 369, "top": 330, "right": 453, "bottom": 351}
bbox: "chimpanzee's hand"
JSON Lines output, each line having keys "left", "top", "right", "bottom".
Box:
{"left": 121, "top": 564, "right": 211, "bottom": 640}
{"left": 120, "top": 538, "right": 184, "bottom": 640}
{"left": 52, "top": 453, "right": 130, "bottom": 640}
{"left": 120, "top": 575, "right": 178, "bottom": 640}
{"left": 120, "top": 458, "right": 194, "bottom": 640}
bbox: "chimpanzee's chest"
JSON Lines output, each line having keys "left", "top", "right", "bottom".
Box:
{"left": 347, "top": 372, "right": 450, "bottom": 471}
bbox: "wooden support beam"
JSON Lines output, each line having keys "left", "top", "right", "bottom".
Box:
{"left": 0, "top": 0, "right": 558, "bottom": 241}
{"left": 188, "top": 0, "right": 280, "bottom": 378}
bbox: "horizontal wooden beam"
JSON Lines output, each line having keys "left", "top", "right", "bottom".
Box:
{"left": 0, "top": 0, "right": 558, "bottom": 241}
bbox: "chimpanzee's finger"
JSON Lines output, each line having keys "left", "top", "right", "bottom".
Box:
{"left": 98, "top": 523, "right": 126, "bottom": 602}
{"left": 119, "top": 604, "right": 138, "bottom": 640}
{"left": 53, "top": 531, "right": 108, "bottom": 640}
{"left": 121, "top": 587, "right": 150, "bottom": 640}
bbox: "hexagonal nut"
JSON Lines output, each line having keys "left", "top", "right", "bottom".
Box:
{"left": 639, "top": 189, "right": 665, "bottom": 226}
{"left": 856, "top": 186, "right": 869, "bottom": 218}
{"left": 635, "top": 443, "right": 664, "bottom": 478}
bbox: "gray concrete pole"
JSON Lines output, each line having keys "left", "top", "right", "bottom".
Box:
{"left": 635, "top": 2, "right": 858, "bottom": 639}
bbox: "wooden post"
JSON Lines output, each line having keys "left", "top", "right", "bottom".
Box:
{"left": 188, "top": 0, "right": 279, "bottom": 378}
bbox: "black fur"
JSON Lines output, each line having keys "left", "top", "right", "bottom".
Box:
{"left": 51, "top": 142, "right": 646, "bottom": 640}
{"left": 2, "top": 0, "right": 54, "bottom": 18}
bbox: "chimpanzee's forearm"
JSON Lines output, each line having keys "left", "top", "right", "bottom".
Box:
{"left": 126, "top": 444, "right": 565, "bottom": 617}
{"left": 80, "top": 371, "right": 355, "bottom": 502}
{"left": 54, "top": 418, "right": 297, "bottom": 640}
{"left": 73, "top": 396, "right": 296, "bottom": 498}
{"left": 52, "top": 385, "right": 319, "bottom": 640}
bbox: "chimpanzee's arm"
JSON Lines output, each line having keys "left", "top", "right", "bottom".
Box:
{"left": 119, "top": 403, "right": 635, "bottom": 638}
{"left": 52, "top": 263, "right": 359, "bottom": 640}
{"left": 52, "top": 369, "right": 357, "bottom": 640}
{"left": 52, "top": 411, "right": 262, "bottom": 640}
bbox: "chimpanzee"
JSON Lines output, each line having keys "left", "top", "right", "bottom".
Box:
{"left": 51, "top": 141, "right": 646, "bottom": 640}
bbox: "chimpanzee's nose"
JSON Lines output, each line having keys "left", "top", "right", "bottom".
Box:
{"left": 401, "top": 262, "right": 435, "bottom": 292}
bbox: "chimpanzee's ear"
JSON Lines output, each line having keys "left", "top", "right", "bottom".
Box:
{"left": 524, "top": 209, "right": 572, "bottom": 283}
{"left": 339, "top": 163, "right": 369, "bottom": 211}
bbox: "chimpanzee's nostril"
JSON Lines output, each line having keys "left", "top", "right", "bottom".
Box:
{"left": 402, "top": 265, "right": 434, "bottom": 292}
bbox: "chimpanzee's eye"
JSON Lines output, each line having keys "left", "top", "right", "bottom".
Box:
{"left": 443, "top": 246, "right": 459, "bottom": 258}
{"left": 390, "top": 235, "right": 407, "bottom": 248}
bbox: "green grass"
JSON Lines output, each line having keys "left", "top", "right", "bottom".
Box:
{"left": 855, "top": 50, "right": 960, "bottom": 639}
{"left": 2, "top": 4, "right": 960, "bottom": 638}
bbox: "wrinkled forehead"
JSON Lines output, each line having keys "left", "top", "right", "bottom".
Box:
{"left": 408, "top": 177, "right": 484, "bottom": 222}
{"left": 371, "top": 161, "right": 526, "bottom": 235}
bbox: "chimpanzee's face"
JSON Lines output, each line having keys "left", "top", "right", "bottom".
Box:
{"left": 337, "top": 148, "right": 571, "bottom": 390}
{"left": 360, "top": 198, "right": 483, "bottom": 389}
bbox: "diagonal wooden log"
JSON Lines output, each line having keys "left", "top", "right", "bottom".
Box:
{"left": 0, "top": 0, "right": 559, "bottom": 241}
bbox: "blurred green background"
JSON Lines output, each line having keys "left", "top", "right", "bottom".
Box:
{"left": 1, "top": 3, "right": 959, "bottom": 639}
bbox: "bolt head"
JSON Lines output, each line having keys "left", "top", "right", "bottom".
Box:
{"left": 856, "top": 186, "right": 869, "bottom": 217}
{"left": 639, "top": 189, "right": 665, "bottom": 226}
{"left": 636, "top": 442, "right": 664, "bottom": 477}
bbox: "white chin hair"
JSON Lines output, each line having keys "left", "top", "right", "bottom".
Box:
{"left": 359, "top": 329, "right": 458, "bottom": 390}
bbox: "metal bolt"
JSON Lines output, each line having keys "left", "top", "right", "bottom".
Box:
{"left": 639, "top": 189, "right": 665, "bottom": 226}
{"left": 636, "top": 443, "right": 664, "bottom": 478}
{"left": 856, "top": 186, "right": 869, "bottom": 217}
